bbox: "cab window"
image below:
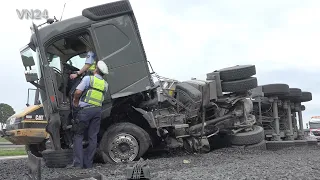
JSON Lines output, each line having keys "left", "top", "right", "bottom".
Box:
{"left": 47, "top": 53, "right": 61, "bottom": 71}
{"left": 67, "top": 54, "right": 87, "bottom": 70}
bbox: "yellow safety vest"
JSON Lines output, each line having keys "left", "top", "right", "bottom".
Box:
{"left": 88, "top": 60, "right": 96, "bottom": 72}
{"left": 82, "top": 76, "right": 106, "bottom": 107}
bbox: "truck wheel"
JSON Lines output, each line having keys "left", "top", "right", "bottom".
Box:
{"left": 296, "top": 91, "right": 312, "bottom": 102}
{"left": 42, "top": 149, "right": 73, "bottom": 168}
{"left": 262, "top": 84, "right": 289, "bottom": 97}
{"left": 216, "top": 65, "right": 256, "bottom": 81}
{"left": 221, "top": 77, "right": 258, "bottom": 93}
{"left": 231, "top": 126, "right": 264, "bottom": 146}
{"left": 175, "top": 82, "right": 202, "bottom": 104}
{"left": 99, "top": 122, "right": 151, "bottom": 164}
{"left": 301, "top": 105, "right": 306, "bottom": 111}
{"left": 279, "top": 88, "right": 302, "bottom": 100}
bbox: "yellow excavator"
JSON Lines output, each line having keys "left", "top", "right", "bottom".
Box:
{"left": 0, "top": 88, "right": 48, "bottom": 156}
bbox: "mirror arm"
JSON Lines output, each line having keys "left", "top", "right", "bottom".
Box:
{"left": 30, "top": 81, "right": 45, "bottom": 91}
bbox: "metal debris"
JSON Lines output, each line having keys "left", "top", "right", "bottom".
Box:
{"left": 125, "top": 158, "right": 151, "bottom": 179}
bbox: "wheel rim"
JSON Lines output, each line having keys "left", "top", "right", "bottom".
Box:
{"left": 108, "top": 133, "right": 139, "bottom": 163}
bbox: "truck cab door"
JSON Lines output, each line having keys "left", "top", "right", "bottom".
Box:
{"left": 32, "top": 23, "right": 62, "bottom": 149}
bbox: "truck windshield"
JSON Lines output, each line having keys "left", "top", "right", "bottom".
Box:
{"left": 20, "top": 45, "right": 42, "bottom": 79}
{"left": 309, "top": 122, "right": 320, "bottom": 129}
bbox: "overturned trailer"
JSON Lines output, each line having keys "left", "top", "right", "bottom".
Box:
{"left": 19, "top": 0, "right": 266, "bottom": 167}
{"left": 251, "top": 84, "right": 312, "bottom": 142}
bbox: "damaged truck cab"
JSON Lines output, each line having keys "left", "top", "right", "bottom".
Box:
{"left": 20, "top": 0, "right": 262, "bottom": 167}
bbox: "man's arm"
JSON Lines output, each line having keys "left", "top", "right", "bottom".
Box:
{"left": 70, "top": 51, "right": 95, "bottom": 79}
{"left": 73, "top": 76, "right": 90, "bottom": 106}
{"left": 78, "top": 51, "right": 95, "bottom": 75}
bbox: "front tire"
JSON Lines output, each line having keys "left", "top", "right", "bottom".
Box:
{"left": 231, "top": 125, "right": 264, "bottom": 146}
{"left": 99, "top": 122, "right": 151, "bottom": 163}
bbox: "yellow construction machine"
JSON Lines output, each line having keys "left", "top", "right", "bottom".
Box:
{"left": 0, "top": 88, "right": 48, "bottom": 156}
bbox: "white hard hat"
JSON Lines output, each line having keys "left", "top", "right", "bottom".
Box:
{"left": 97, "top": 61, "right": 109, "bottom": 75}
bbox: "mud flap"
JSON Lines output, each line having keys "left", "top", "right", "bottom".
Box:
{"left": 46, "top": 112, "right": 61, "bottom": 150}
{"left": 26, "top": 151, "right": 42, "bottom": 180}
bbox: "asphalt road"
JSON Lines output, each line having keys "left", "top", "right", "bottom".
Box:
{"left": 0, "top": 142, "right": 24, "bottom": 148}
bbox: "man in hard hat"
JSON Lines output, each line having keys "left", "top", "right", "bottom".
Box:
{"left": 72, "top": 60, "right": 109, "bottom": 169}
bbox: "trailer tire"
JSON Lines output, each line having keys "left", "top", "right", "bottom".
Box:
{"left": 216, "top": 65, "right": 256, "bottom": 81}
{"left": 231, "top": 126, "right": 264, "bottom": 146}
{"left": 221, "top": 77, "right": 258, "bottom": 93}
{"left": 99, "top": 122, "right": 151, "bottom": 164}
{"left": 280, "top": 88, "right": 302, "bottom": 100}
{"left": 296, "top": 91, "right": 312, "bottom": 102}
{"left": 42, "top": 149, "right": 73, "bottom": 168}
{"left": 175, "top": 82, "right": 202, "bottom": 103}
{"left": 262, "top": 84, "right": 290, "bottom": 97}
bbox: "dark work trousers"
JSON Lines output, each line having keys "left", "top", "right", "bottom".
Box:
{"left": 73, "top": 106, "right": 102, "bottom": 168}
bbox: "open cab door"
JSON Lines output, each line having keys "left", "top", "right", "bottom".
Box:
{"left": 26, "top": 23, "right": 62, "bottom": 150}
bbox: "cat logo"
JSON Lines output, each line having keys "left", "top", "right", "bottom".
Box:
{"left": 35, "top": 115, "right": 44, "bottom": 120}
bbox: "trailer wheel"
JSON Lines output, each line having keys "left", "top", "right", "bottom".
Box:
{"left": 99, "top": 122, "right": 151, "bottom": 164}
{"left": 42, "top": 149, "right": 73, "bottom": 168}
{"left": 231, "top": 126, "right": 264, "bottom": 146}
{"left": 215, "top": 65, "right": 256, "bottom": 81}
{"left": 175, "top": 82, "right": 202, "bottom": 104}
{"left": 221, "top": 77, "right": 258, "bottom": 93}
{"left": 296, "top": 91, "right": 312, "bottom": 102}
{"left": 279, "top": 88, "right": 302, "bottom": 100}
{"left": 262, "top": 84, "right": 289, "bottom": 97}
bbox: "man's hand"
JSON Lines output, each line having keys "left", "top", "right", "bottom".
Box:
{"left": 73, "top": 89, "right": 82, "bottom": 107}
{"left": 70, "top": 73, "right": 78, "bottom": 79}
{"left": 73, "top": 99, "right": 79, "bottom": 107}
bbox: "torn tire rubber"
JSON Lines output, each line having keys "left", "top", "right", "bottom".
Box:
{"left": 99, "top": 122, "right": 151, "bottom": 164}
{"left": 221, "top": 77, "right": 258, "bottom": 93}
{"left": 262, "top": 84, "right": 289, "bottom": 97}
{"left": 231, "top": 125, "right": 264, "bottom": 146}
{"left": 42, "top": 149, "right": 73, "bottom": 168}
{"left": 216, "top": 65, "right": 256, "bottom": 81}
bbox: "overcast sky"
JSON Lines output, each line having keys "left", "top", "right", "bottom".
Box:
{"left": 1, "top": 0, "right": 319, "bottom": 127}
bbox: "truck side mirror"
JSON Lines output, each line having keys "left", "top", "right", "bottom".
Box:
{"left": 21, "top": 55, "right": 39, "bottom": 82}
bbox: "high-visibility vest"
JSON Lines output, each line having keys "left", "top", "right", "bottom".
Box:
{"left": 88, "top": 60, "right": 96, "bottom": 72}
{"left": 82, "top": 76, "right": 106, "bottom": 106}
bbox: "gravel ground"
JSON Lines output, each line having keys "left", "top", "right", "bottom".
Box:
{"left": 1, "top": 145, "right": 320, "bottom": 180}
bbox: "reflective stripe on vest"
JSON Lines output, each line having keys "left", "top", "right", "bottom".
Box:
{"left": 83, "top": 76, "right": 105, "bottom": 106}
{"left": 88, "top": 61, "right": 96, "bottom": 72}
